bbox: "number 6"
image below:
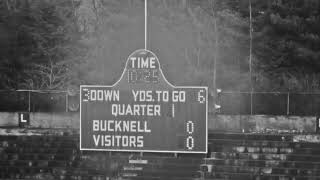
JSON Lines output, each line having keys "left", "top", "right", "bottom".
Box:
{"left": 197, "top": 90, "right": 205, "bottom": 103}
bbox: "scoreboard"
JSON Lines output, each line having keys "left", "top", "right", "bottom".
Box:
{"left": 80, "top": 49, "right": 207, "bottom": 153}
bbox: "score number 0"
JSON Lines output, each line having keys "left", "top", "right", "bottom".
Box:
{"left": 186, "top": 89, "right": 206, "bottom": 150}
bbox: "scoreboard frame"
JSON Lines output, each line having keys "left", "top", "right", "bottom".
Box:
{"left": 80, "top": 49, "right": 208, "bottom": 154}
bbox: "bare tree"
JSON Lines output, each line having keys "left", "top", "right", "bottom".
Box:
{"left": 23, "top": 60, "right": 73, "bottom": 90}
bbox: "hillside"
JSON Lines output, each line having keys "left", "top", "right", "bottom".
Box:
{"left": 0, "top": 0, "right": 319, "bottom": 92}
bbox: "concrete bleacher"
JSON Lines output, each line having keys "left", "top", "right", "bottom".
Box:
{"left": 202, "top": 132, "right": 320, "bottom": 180}
{"left": 0, "top": 130, "right": 203, "bottom": 180}
{"left": 1, "top": 129, "right": 320, "bottom": 180}
{"left": 0, "top": 135, "right": 78, "bottom": 179}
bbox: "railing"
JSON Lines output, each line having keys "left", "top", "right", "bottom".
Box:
{"left": 0, "top": 90, "right": 79, "bottom": 112}
{"left": 0, "top": 90, "right": 319, "bottom": 115}
{"left": 218, "top": 91, "right": 320, "bottom": 116}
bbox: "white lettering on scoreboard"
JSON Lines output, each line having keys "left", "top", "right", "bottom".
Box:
{"left": 80, "top": 49, "right": 208, "bottom": 153}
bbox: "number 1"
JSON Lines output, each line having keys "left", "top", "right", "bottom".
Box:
{"left": 172, "top": 104, "right": 175, "bottom": 117}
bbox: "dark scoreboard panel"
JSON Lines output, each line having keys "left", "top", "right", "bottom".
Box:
{"left": 80, "top": 49, "right": 208, "bottom": 153}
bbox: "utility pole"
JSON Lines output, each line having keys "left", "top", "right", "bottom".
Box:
{"left": 249, "top": 0, "right": 253, "bottom": 115}
{"left": 211, "top": 0, "right": 218, "bottom": 103}
{"left": 145, "top": 0, "right": 148, "bottom": 50}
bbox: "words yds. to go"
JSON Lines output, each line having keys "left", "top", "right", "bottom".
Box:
{"left": 83, "top": 89, "right": 186, "bottom": 103}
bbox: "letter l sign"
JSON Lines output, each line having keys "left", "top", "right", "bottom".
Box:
{"left": 18, "top": 112, "right": 29, "bottom": 127}
{"left": 20, "top": 114, "right": 27, "bottom": 122}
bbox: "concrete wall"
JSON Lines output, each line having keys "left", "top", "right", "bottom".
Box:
{"left": 0, "top": 112, "right": 317, "bottom": 133}
{"left": 208, "top": 114, "right": 316, "bottom": 133}
{"left": 0, "top": 112, "right": 79, "bottom": 128}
